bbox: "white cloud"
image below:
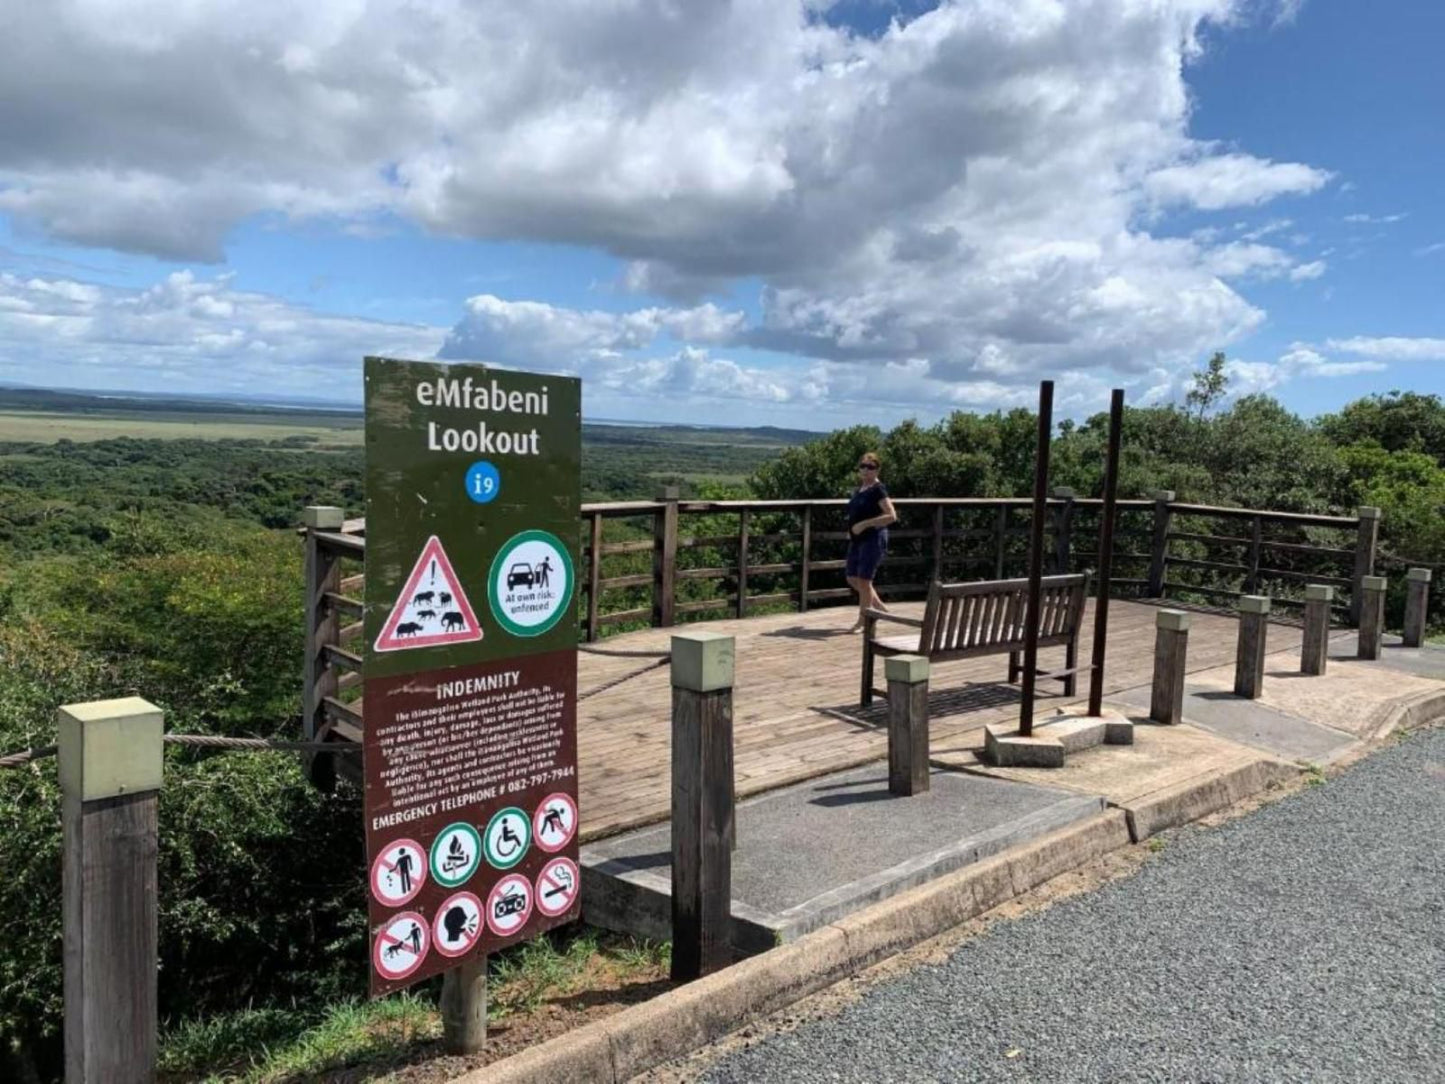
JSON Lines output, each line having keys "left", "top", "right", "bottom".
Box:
{"left": 1414, "top": 242, "right": 1445, "bottom": 257}
{"left": 1144, "top": 154, "right": 1332, "bottom": 211}
{"left": 0, "top": 1, "right": 1343, "bottom": 415}
{"left": 0, "top": 270, "right": 445, "bottom": 396}
{"left": 1342, "top": 212, "right": 1408, "bottom": 225}
{"left": 1325, "top": 336, "right": 1445, "bottom": 362}
{"left": 1288, "top": 259, "right": 1327, "bottom": 281}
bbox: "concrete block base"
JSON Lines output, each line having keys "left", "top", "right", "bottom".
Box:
{"left": 982, "top": 724, "right": 1065, "bottom": 768}
{"left": 982, "top": 709, "right": 1133, "bottom": 767}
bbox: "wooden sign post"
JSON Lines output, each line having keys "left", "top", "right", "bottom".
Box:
{"left": 362, "top": 358, "right": 582, "bottom": 1050}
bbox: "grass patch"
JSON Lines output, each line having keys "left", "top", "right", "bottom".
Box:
{"left": 1146, "top": 837, "right": 1167, "bottom": 853}
{"left": 1301, "top": 762, "right": 1327, "bottom": 786}
{"left": 159, "top": 994, "right": 438, "bottom": 1083}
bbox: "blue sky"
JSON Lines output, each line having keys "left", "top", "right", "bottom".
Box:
{"left": 0, "top": 0, "right": 1439, "bottom": 428}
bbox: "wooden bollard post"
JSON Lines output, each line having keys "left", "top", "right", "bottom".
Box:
{"left": 886, "top": 655, "right": 930, "bottom": 796}
{"left": 1234, "top": 596, "right": 1270, "bottom": 699}
{"left": 652, "top": 486, "right": 680, "bottom": 628}
{"left": 1358, "top": 575, "right": 1386, "bottom": 660}
{"left": 1146, "top": 490, "right": 1175, "bottom": 599}
{"left": 440, "top": 956, "right": 487, "bottom": 1054}
{"left": 1149, "top": 609, "right": 1189, "bottom": 725}
{"left": 1301, "top": 584, "right": 1333, "bottom": 675}
{"left": 60, "top": 697, "right": 163, "bottom": 1084}
{"left": 1403, "top": 568, "right": 1432, "bottom": 648}
{"left": 670, "top": 631, "right": 735, "bottom": 982}
{"left": 1350, "top": 506, "right": 1382, "bottom": 625}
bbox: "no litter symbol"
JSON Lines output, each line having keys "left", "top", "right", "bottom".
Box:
{"left": 484, "top": 806, "right": 530, "bottom": 870}
{"left": 430, "top": 822, "right": 482, "bottom": 888}
{"left": 432, "top": 891, "right": 484, "bottom": 958}
{"left": 373, "top": 911, "right": 429, "bottom": 982}
{"left": 370, "top": 838, "right": 425, "bottom": 907}
{"left": 487, "top": 873, "right": 534, "bottom": 937}
{"left": 533, "top": 792, "right": 578, "bottom": 853}
{"left": 535, "top": 857, "right": 580, "bottom": 918}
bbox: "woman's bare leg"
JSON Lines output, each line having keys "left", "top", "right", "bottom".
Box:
{"left": 868, "top": 582, "right": 887, "bottom": 612}
{"left": 847, "top": 576, "right": 867, "bottom": 630}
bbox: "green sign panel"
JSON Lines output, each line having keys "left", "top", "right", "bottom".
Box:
{"left": 361, "top": 356, "right": 582, "bottom": 996}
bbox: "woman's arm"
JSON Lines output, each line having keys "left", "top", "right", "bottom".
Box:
{"left": 850, "top": 496, "right": 899, "bottom": 535}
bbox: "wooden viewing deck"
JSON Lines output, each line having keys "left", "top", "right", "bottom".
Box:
{"left": 302, "top": 495, "right": 1363, "bottom": 840}
{"left": 543, "top": 599, "right": 1299, "bottom": 841}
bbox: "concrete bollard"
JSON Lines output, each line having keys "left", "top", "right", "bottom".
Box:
{"left": 61, "top": 697, "right": 164, "bottom": 1084}
{"left": 1234, "top": 596, "right": 1270, "bottom": 700}
{"left": 1301, "top": 585, "right": 1333, "bottom": 676}
{"left": 1150, "top": 610, "right": 1190, "bottom": 726}
{"left": 670, "top": 631, "right": 735, "bottom": 981}
{"left": 885, "top": 655, "right": 930, "bottom": 796}
{"left": 1403, "top": 568, "right": 1432, "bottom": 648}
{"left": 1357, "top": 575, "right": 1387, "bottom": 660}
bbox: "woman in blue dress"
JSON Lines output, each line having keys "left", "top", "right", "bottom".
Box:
{"left": 845, "top": 452, "right": 898, "bottom": 632}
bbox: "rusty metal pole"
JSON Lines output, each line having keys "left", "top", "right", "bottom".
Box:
{"left": 1019, "top": 380, "right": 1054, "bottom": 736}
{"left": 1087, "top": 389, "right": 1124, "bottom": 717}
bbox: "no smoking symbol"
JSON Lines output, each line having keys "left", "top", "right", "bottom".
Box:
{"left": 533, "top": 792, "right": 578, "bottom": 853}
{"left": 535, "top": 857, "right": 580, "bottom": 918}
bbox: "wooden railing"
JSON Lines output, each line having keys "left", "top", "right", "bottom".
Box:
{"left": 299, "top": 494, "right": 1379, "bottom": 756}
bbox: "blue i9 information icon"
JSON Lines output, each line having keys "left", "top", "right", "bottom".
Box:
{"left": 465, "top": 461, "right": 500, "bottom": 504}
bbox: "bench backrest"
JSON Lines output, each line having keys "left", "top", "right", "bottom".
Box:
{"left": 917, "top": 574, "right": 1087, "bottom": 656}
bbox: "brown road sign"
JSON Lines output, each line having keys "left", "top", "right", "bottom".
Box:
{"left": 362, "top": 356, "right": 582, "bottom": 996}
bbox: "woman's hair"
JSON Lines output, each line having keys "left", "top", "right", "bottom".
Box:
{"left": 859, "top": 451, "right": 880, "bottom": 469}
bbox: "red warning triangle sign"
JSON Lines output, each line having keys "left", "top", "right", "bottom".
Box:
{"left": 374, "top": 536, "right": 483, "bottom": 653}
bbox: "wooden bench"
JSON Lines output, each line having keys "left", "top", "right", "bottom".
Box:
{"left": 861, "top": 574, "right": 1087, "bottom": 707}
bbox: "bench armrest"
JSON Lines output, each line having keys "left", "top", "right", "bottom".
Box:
{"left": 864, "top": 608, "right": 924, "bottom": 629}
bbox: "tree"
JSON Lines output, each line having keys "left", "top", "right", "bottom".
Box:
{"left": 1184, "top": 351, "right": 1230, "bottom": 420}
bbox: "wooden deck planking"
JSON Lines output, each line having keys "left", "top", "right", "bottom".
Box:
{"left": 567, "top": 599, "right": 1301, "bottom": 841}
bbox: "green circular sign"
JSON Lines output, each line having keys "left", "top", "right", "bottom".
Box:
{"left": 487, "top": 529, "right": 575, "bottom": 638}
{"left": 483, "top": 806, "right": 530, "bottom": 870}
{"left": 429, "top": 822, "right": 482, "bottom": 888}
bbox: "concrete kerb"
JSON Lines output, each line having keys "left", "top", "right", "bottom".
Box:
{"left": 466, "top": 686, "right": 1445, "bottom": 1084}
{"left": 466, "top": 813, "right": 1131, "bottom": 1084}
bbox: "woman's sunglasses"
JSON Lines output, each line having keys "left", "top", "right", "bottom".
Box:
{"left": 857, "top": 462, "right": 878, "bottom": 470}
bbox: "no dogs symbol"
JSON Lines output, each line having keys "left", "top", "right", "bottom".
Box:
{"left": 370, "top": 838, "right": 425, "bottom": 907}
{"left": 533, "top": 792, "right": 578, "bottom": 853}
{"left": 432, "top": 891, "right": 484, "bottom": 959}
{"left": 373, "top": 911, "right": 429, "bottom": 982}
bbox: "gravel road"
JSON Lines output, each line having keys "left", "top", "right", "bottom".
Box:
{"left": 698, "top": 729, "right": 1445, "bottom": 1083}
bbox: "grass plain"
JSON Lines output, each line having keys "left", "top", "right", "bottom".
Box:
{"left": 0, "top": 409, "right": 364, "bottom": 446}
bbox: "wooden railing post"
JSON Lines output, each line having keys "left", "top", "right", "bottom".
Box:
{"left": 993, "top": 504, "right": 1008, "bottom": 579}
{"left": 886, "top": 656, "right": 930, "bottom": 797}
{"left": 61, "top": 697, "right": 163, "bottom": 1084}
{"left": 1301, "top": 585, "right": 1333, "bottom": 675}
{"left": 736, "top": 508, "right": 750, "bottom": 619}
{"left": 1245, "top": 515, "right": 1263, "bottom": 595}
{"left": 798, "top": 505, "right": 812, "bottom": 613}
{"left": 1149, "top": 610, "right": 1189, "bottom": 725}
{"left": 1351, "top": 506, "right": 1382, "bottom": 625}
{"left": 1358, "top": 575, "right": 1386, "bottom": 660}
{"left": 1049, "top": 487, "right": 1075, "bottom": 575}
{"left": 587, "top": 511, "right": 603, "bottom": 642}
{"left": 670, "top": 631, "right": 735, "bottom": 981}
{"left": 440, "top": 956, "right": 487, "bottom": 1054}
{"left": 1147, "top": 491, "right": 1175, "bottom": 599}
{"left": 652, "top": 487, "right": 679, "bottom": 627}
{"left": 1403, "top": 567, "right": 1432, "bottom": 648}
{"left": 931, "top": 504, "right": 945, "bottom": 582}
{"left": 302, "top": 506, "right": 343, "bottom": 788}
{"left": 1234, "top": 596, "right": 1270, "bottom": 699}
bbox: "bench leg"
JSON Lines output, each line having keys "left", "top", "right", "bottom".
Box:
{"left": 1008, "top": 651, "right": 1019, "bottom": 684}
{"left": 1063, "top": 635, "right": 1078, "bottom": 698}
{"left": 861, "top": 637, "right": 875, "bottom": 708}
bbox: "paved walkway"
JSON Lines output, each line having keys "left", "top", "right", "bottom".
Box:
{"left": 693, "top": 727, "right": 1445, "bottom": 1084}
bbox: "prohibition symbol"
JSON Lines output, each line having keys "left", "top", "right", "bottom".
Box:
{"left": 370, "top": 838, "right": 425, "bottom": 906}
{"left": 484, "top": 806, "right": 530, "bottom": 870}
{"left": 487, "top": 873, "right": 533, "bottom": 937}
{"left": 535, "top": 857, "right": 580, "bottom": 918}
{"left": 430, "top": 822, "right": 482, "bottom": 888}
{"left": 432, "top": 891, "right": 484, "bottom": 958}
{"left": 533, "top": 792, "right": 578, "bottom": 853}
{"left": 372, "top": 911, "right": 429, "bottom": 982}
